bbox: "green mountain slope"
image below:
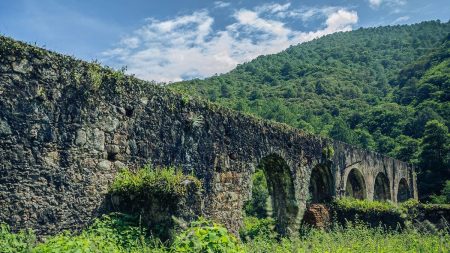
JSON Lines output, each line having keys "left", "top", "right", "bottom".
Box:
{"left": 391, "top": 35, "right": 450, "bottom": 197}
{"left": 170, "top": 20, "right": 450, "bottom": 197}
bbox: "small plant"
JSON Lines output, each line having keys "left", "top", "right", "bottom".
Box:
{"left": 36, "top": 86, "right": 45, "bottom": 98}
{"left": 171, "top": 218, "right": 244, "bottom": 253}
{"left": 88, "top": 61, "right": 103, "bottom": 90}
{"left": 321, "top": 145, "right": 334, "bottom": 160}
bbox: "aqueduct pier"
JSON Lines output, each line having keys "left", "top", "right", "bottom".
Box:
{"left": 0, "top": 37, "right": 417, "bottom": 236}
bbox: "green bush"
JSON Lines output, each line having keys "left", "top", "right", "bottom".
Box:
{"left": 110, "top": 166, "right": 202, "bottom": 240}
{"left": 334, "top": 197, "right": 402, "bottom": 213}
{"left": 33, "top": 213, "right": 166, "bottom": 253}
{"left": 172, "top": 218, "right": 243, "bottom": 253}
{"left": 429, "top": 180, "right": 450, "bottom": 204}
{"left": 239, "top": 216, "right": 276, "bottom": 241}
{"left": 110, "top": 166, "right": 201, "bottom": 198}
{"left": 332, "top": 197, "right": 406, "bottom": 229}
{"left": 0, "top": 223, "right": 35, "bottom": 253}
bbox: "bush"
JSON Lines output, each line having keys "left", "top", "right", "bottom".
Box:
{"left": 239, "top": 216, "right": 276, "bottom": 241}
{"left": 110, "top": 166, "right": 201, "bottom": 197}
{"left": 334, "top": 197, "right": 401, "bottom": 213}
{"left": 110, "top": 166, "right": 202, "bottom": 240}
{"left": 171, "top": 218, "right": 243, "bottom": 253}
{"left": 1, "top": 214, "right": 167, "bottom": 253}
{"left": 332, "top": 197, "right": 405, "bottom": 229}
{"left": 33, "top": 213, "right": 167, "bottom": 253}
{"left": 0, "top": 224, "right": 35, "bottom": 253}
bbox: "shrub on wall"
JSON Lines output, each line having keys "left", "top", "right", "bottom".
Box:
{"left": 109, "top": 166, "right": 202, "bottom": 240}
{"left": 332, "top": 197, "right": 405, "bottom": 230}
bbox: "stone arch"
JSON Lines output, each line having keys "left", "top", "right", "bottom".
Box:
{"left": 309, "top": 164, "right": 334, "bottom": 203}
{"left": 345, "top": 168, "right": 366, "bottom": 199}
{"left": 258, "top": 154, "right": 298, "bottom": 235}
{"left": 397, "top": 178, "right": 410, "bottom": 202}
{"left": 374, "top": 172, "right": 391, "bottom": 201}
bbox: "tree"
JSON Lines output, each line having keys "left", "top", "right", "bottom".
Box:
{"left": 329, "top": 120, "right": 354, "bottom": 144}
{"left": 354, "top": 129, "right": 376, "bottom": 150}
{"left": 391, "top": 135, "right": 419, "bottom": 163}
{"left": 419, "top": 120, "right": 450, "bottom": 197}
{"left": 420, "top": 120, "right": 449, "bottom": 171}
{"left": 220, "top": 84, "right": 231, "bottom": 98}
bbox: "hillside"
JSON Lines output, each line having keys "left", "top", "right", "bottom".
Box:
{"left": 170, "top": 21, "right": 450, "bottom": 197}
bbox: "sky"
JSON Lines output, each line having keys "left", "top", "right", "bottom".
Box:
{"left": 0, "top": 0, "right": 449, "bottom": 82}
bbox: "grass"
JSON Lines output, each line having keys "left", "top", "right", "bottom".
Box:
{"left": 1, "top": 215, "right": 448, "bottom": 253}
{"left": 243, "top": 222, "right": 449, "bottom": 253}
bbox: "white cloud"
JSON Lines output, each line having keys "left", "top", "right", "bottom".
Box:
{"left": 255, "top": 3, "right": 291, "bottom": 14}
{"left": 103, "top": 6, "right": 358, "bottom": 82}
{"left": 369, "top": 0, "right": 383, "bottom": 8}
{"left": 368, "top": 0, "right": 407, "bottom": 9}
{"left": 392, "top": 16, "right": 410, "bottom": 24}
{"left": 214, "top": 1, "right": 230, "bottom": 8}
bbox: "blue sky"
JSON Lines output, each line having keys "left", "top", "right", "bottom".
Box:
{"left": 1, "top": 0, "right": 449, "bottom": 82}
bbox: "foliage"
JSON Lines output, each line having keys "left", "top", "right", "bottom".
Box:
{"left": 333, "top": 197, "right": 402, "bottom": 214}
{"left": 110, "top": 166, "right": 201, "bottom": 198}
{"left": 170, "top": 21, "right": 450, "bottom": 197}
{"left": 243, "top": 220, "right": 450, "bottom": 253}
{"left": 419, "top": 120, "right": 450, "bottom": 197}
{"left": 239, "top": 216, "right": 276, "bottom": 241}
{"left": 0, "top": 224, "right": 35, "bottom": 253}
{"left": 171, "top": 218, "right": 243, "bottom": 253}
{"left": 429, "top": 180, "right": 450, "bottom": 204}
{"left": 0, "top": 214, "right": 167, "bottom": 253}
{"left": 244, "top": 169, "right": 269, "bottom": 218}
{"left": 2, "top": 215, "right": 449, "bottom": 253}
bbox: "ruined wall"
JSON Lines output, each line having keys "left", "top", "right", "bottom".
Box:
{"left": 0, "top": 37, "right": 416, "bottom": 236}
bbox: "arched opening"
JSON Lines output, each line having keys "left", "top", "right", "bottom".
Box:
{"left": 345, "top": 169, "right": 366, "bottom": 199}
{"left": 309, "top": 165, "right": 334, "bottom": 203}
{"left": 397, "top": 178, "right": 410, "bottom": 202}
{"left": 244, "top": 154, "right": 298, "bottom": 235}
{"left": 374, "top": 173, "right": 391, "bottom": 201}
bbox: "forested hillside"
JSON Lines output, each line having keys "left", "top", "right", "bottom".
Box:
{"left": 170, "top": 20, "right": 450, "bottom": 198}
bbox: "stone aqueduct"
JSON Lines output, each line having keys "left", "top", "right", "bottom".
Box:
{"left": 0, "top": 37, "right": 417, "bottom": 236}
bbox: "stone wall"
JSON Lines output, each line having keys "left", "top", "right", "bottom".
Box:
{"left": 0, "top": 36, "right": 416, "bottom": 236}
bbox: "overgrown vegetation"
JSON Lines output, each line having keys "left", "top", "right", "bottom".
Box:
{"left": 2, "top": 167, "right": 449, "bottom": 252}
{"left": 170, "top": 21, "right": 450, "bottom": 199}
{"left": 110, "top": 166, "right": 201, "bottom": 197}
{"left": 2, "top": 215, "right": 448, "bottom": 253}
{"left": 109, "top": 166, "right": 202, "bottom": 240}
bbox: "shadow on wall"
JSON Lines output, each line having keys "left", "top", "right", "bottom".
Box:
{"left": 374, "top": 173, "right": 391, "bottom": 201}
{"left": 309, "top": 165, "right": 334, "bottom": 203}
{"left": 346, "top": 169, "right": 367, "bottom": 199}
{"left": 397, "top": 178, "right": 411, "bottom": 202}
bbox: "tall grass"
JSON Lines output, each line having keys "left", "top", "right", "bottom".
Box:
{"left": 244, "top": 221, "right": 449, "bottom": 253}
{"left": 1, "top": 216, "right": 448, "bottom": 253}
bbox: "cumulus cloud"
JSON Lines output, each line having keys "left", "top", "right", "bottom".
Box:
{"left": 103, "top": 5, "right": 358, "bottom": 82}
